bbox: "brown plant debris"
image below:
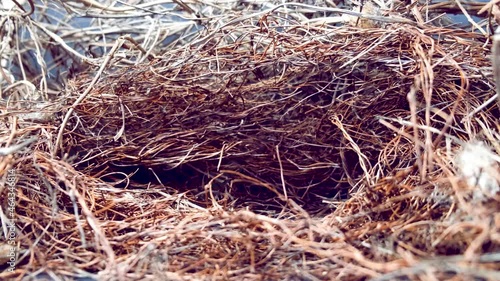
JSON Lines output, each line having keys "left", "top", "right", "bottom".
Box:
{"left": 1, "top": 4, "right": 500, "bottom": 281}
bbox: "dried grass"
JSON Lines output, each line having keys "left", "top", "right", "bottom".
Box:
{"left": 1, "top": 1, "right": 499, "bottom": 280}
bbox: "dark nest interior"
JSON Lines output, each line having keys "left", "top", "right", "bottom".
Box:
{"left": 1, "top": 1, "right": 500, "bottom": 281}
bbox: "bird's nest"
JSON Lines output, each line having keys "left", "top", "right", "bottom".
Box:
{"left": 1, "top": 1, "right": 499, "bottom": 280}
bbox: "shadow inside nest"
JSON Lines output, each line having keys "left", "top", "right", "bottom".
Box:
{"left": 98, "top": 162, "right": 352, "bottom": 212}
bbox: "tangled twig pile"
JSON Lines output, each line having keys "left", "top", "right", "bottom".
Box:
{"left": 65, "top": 23, "right": 494, "bottom": 209}
{"left": 1, "top": 1, "right": 500, "bottom": 280}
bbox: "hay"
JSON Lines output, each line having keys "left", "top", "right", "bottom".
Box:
{"left": 1, "top": 1, "right": 500, "bottom": 280}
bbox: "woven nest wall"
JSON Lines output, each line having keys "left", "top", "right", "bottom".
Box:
{"left": 1, "top": 10, "right": 499, "bottom": 281}
{"left": 65, "top": 25, "right": 493, "bottom": 209}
